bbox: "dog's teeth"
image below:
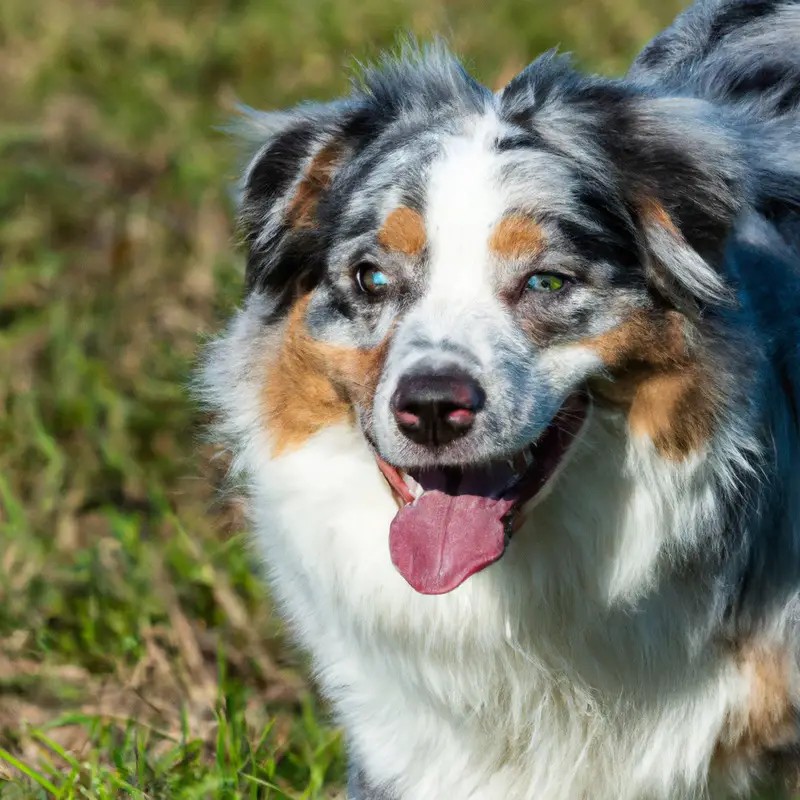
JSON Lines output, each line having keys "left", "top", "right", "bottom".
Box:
{"left": 523, "top": 449, "right": 534, "bottom": 467}
{"left": 403, "top": 473, "right": 424, "bottom": 499}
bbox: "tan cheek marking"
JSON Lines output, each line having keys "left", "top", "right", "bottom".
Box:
{"left": 584, "top": 310, "right": 686, "bottom": 369}
{"left": 583, "top": 311, "right": 715, "bottom": 460}
{"left": 716, "top": 644, "right": 798, "bottom": 766}
{"left": 377, "top": 207, "right": 427, "bottom": 256}
{"left": 627, "top": 369, "right": 714, "bottom": 460}
{"left": 262, "top": 302, "right": 350, "bottom": 456}
{"left": 286, "top": 143, "right": 341, "bottom": 229}
{"left": 488, "top": 215, "right": 546, "bottom": 260}
{"left": 262, "top": 298, "right": 390, "bottom": 456}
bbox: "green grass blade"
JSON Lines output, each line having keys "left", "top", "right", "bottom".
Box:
{"left": 0, "top": 749, "right": 59, "bottom": 795}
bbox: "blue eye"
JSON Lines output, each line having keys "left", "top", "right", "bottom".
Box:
{"left": 526, "top": 273, "right": 566, "bottom": 293}
{"left": 356, "top": 264, "right": 390, "bottom": 296}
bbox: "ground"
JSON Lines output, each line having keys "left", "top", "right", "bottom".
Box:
{"left": 0, "top": 0, "right": 686, "bottom": 796}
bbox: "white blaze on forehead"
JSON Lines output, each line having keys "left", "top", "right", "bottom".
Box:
{"left": 385, "top": 112, "right": 517, "bottom": 377}
{"left": 424, "top": 113, "right": 507, "bottom": 303}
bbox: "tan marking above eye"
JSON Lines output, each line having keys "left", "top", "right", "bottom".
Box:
{"left": 582, "top": 311, "right": 716, "bottom": 461}
{"left": 377, "top": 207, "right": 427, "bottom": 256}
{"left": 488, "top": 214, "right": 546, "bottom": 261}
{"left": 262, "top": 297, "right": 390, "bottom": 456}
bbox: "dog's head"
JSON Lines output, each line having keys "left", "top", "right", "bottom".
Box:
{"left": 229, "top": 47, "right": 744, "bottom": 595}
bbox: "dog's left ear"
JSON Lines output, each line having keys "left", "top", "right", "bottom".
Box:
{"left": 614, "top": 96, "right": 744, "bottom": 308}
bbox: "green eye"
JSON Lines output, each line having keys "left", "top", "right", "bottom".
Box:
{"left": 526, "top": 273, "right": 565, "bottom": 293}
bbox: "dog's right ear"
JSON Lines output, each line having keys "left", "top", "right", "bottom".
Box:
{"left": 234, "top": 100, "right": 380, "bottom": 306}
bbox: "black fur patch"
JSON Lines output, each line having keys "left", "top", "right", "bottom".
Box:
{"left": 725, "top": 62, "right": 799, "bottom": 108}
{"left": 247, "top": 222, "right": 326, "bottom": 307}
{"left": 707, "top": 0, "right": 780, "bottom": 49}
{"left": 633, "top": 37, "right": 673, "bottom": 70}
{"left": 245, "top": 122, "right": 317, "bottom": 211}
{"left": 495, "top": 131, "right": 548, "bottom": 152}
{"left": 571, "top": 184, "right": 641, "bottom": 271}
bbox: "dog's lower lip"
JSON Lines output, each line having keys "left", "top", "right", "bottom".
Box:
{"left": 375, "top": 454, "right": 415, "bottom": 504}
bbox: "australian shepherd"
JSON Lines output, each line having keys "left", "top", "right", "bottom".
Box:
{"left": 198, "top": 0, "right": 800, "bottom": 796}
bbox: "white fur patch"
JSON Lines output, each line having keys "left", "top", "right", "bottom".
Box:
{"left": 425, "top": 113, "right": 507, "bottom": 302}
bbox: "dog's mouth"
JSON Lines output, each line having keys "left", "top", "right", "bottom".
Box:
{"left": 377, "top": 392, "right": 590, "bottom": 595}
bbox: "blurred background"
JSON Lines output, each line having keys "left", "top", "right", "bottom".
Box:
{"left": 0, "top": 0, "right": 684, "bottom": 796}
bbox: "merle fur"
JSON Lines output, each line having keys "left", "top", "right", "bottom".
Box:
{"left": 229, "top": 4, "right": 800, "bottom": 793}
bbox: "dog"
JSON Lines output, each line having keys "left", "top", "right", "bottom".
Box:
{"left": 198, "top": 1, "right": 800, "bottom": 796}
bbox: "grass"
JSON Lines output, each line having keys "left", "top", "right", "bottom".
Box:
{"left": 0, "top": 0, "right": 687, "bottom": 795}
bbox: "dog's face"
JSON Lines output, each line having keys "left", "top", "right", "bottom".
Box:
{"left": 236, "top": 50, "right": 742, "bottom": 595}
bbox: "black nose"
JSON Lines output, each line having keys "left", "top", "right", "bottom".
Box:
{"left": 391, "top": 368, "right": 485, "bottom": 447}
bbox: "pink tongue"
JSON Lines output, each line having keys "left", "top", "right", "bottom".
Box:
{"left": 389, "top": 492, "right": 515, "bottom": 595}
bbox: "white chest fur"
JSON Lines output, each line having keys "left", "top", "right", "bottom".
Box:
{"left": 245, "top": 421, "right": 747, "bottom": 800}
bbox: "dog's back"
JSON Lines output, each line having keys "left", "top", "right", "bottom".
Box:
{"left": 631, "top": 0, "right": 800, "bottom": 119}
{"left": 632, "top": 0, "right": 800, "bottom": 242}
{"left": 630, "top": 0, "right": 800, "bottom": 645}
